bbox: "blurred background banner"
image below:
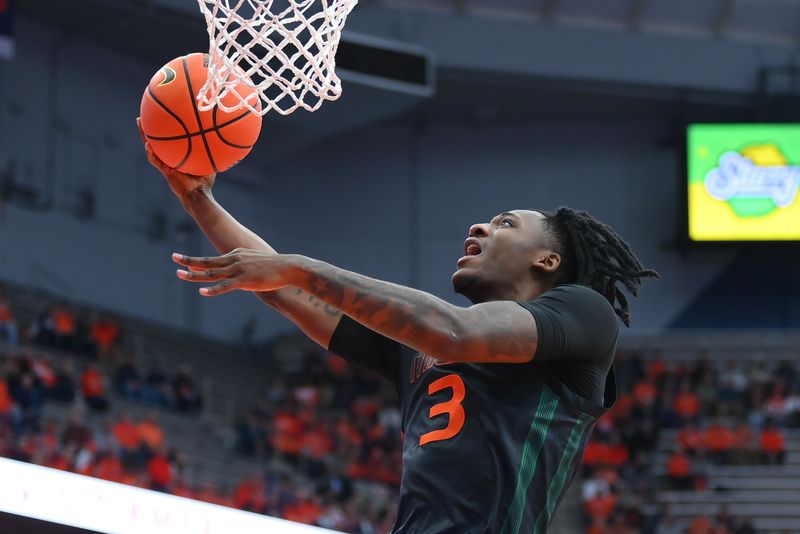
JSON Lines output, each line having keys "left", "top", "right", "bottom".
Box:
{"left": 0, "top": 457, "right": 343, "bottom": 534}
{"left": 0, "top": 0, "right": 13, "bottom": 60}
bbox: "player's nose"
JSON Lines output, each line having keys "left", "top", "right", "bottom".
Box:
{"left": 469, "top": 223, "right": 491, "bottom": 238}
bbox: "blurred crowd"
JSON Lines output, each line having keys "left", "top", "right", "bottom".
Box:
{"left": 583, "top": 353, "right": 797, "bottom": 534}
{"left": 0, "top": 290, "right": 203, "bottom": 414}
{"left": 234, "top": 349, "right": 400, "bottom": 531}
{"left": 5, "top": 284, "right": 800, "bottom": 534}
{"left": 0, "top": 286, "right": 396, "bottom": 533}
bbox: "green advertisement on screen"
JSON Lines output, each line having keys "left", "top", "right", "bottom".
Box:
{"left": 687, "top": 123, "right": 800, "bottom": 241}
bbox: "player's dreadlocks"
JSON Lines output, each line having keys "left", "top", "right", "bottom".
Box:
{"left": 541, "top": 207, "right": 659, "bottom": 327}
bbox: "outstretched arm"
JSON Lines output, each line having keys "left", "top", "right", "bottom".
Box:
{"left": 173, "top": 250, "right": 540, "bottom": 364}
{"left": 138, "top": 119, "right": 342, "bottom": 349}
{"left": 179, "top": 189, "right": 343, "bottom": 347}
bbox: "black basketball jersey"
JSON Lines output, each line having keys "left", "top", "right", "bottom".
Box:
{"left": 329, "top": 284, "right": 619, "bottom": 534}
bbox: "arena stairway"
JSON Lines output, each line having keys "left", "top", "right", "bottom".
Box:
{"left": 653, "top": 428, "right": 800, "bottom": 533}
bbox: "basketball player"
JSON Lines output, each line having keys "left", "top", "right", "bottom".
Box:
{"left": 138, "top": 118, "right": 658, "bottom": 533}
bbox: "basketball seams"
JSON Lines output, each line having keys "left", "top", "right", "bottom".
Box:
{"left": 145, "top": 109, "right": 255, "bottom": 149}
{"left": 141, "top": 53, "right": 261, "bottom": 175}
{"left": 145, "top": 87, "right": 193, "bottom": 169}
{"left": 182, "top": 57, "right": 220, "bottom": 174}
{"left": 212, "top": 106, "right": 255, "bottom": 149}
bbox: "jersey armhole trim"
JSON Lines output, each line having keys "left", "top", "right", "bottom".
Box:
{"left": 538, "top": 367, "right": 612, "bottom": 418}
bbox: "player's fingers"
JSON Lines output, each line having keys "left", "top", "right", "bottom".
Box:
{"left": 144, "top": 144, "right": 165, "bottom": 170}
{"left": 176, "top": 266, "right": 236, "bottom": 282}
{"left": 198, "top": 279, "right": 238, "bottom": 297}
{"left": 172, "top": 252, "right": 237, "bottom": 269}
{"left": 136, "top": 118, "right": 146, "bottom": 146}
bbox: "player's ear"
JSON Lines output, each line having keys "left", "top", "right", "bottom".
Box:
{"left": 532, "top": 252, "right": 561, "bottom": 274}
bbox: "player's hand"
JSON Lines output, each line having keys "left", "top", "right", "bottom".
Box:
{"left": 137, "top": 117, "right": 216, "bottom": 206}
{"left": 173, "top": 249, "right": 300, "bottom": 296}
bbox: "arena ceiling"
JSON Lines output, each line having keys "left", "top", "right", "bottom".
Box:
{"left": 378, "top": 0, "right": 800, "bottom": 48}
{"left": 16, "top": 0, "right": 800, "bottom": 167}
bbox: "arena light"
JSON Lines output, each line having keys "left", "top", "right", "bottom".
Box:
{"left": 0, "top": 457, "right": 342, "bottom": 534}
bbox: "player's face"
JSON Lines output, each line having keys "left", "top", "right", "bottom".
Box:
{"left": 452, "top": 209, "right": 554, "bottom": 303}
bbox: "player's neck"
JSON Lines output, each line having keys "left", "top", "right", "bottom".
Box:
{"left": 465, "top": 278, "right": 555, "bottom": 303}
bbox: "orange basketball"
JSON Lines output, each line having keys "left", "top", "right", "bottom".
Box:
{"left": 140, "top": 53, "right": 262, "bottom": 176}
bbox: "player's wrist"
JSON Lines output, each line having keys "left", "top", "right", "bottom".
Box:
{"left": 284, "top": 254, "right": 315, "bottom": 288}
{"left": 182, "top": 186, "right": 213, "bottom": 211}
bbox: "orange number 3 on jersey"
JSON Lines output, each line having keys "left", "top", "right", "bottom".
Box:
{"left": 419, "top": 374, "right": 466, "bottom": 446}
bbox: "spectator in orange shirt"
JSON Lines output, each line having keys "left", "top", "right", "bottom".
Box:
{"left": 647, "top": 358, "right": 666, "bottom": 380}
{"left": 80, "top": 364, "right": 109, "bottom": 412}
{"left": 704, "top": 421, "right": 735, "bottom": 464}
{"left": 760, "top": 421, "right": 785, "bottom": 465}
{"left": 94, "top": 453, "right": 124, "bottom": 483}
{"left": 679, "top": 423, "right": 705, "bottom": 454}
{"left": 235, "top": 476, "right": 267, "bottom": 513}
{"left": 272, "top": 405, "right": 304, "bottom": 460}
{"left": 196, "top": 484, "right": 224, "bottom": 506}
{"left": 666, "top": 448, "right": 693, "bottom": 490}
{"left": 688, "top": 515, "right": 713, "bottom": 534}
{"left": 583, "top": 439, "right": 610, "bottom": 468}
{"left": 90, "top": 315, "right": 120, "bottom": 360}
{"left": 585, "top": 490, "right": 617, "bottom": 522}
{"left": 283, "top": 492, "right": 322, "bottom": 525}
{"left": 137, "top": 413, "right": 164, "bottom": 457}
{"left": 733, "top": 423, "right": 755, "bottom": 464}
{"left": 51, "top": 306, "right": 77, "bottom": 351}
{"left": 147, "top": 445, "right": 173, "bottom": 492}
{"left": 673, "top": 382, "right": 701, "bottom": 424}
{"left": 606, "top": 434, "right": 629, "bottom": 467}
{"left": 112, "top": 413, "right": 141, "bottom": 470}
{"left": 301, "top": 426, "right": 333, "bottom": 478}
{"left": 632, "top": 380, "right": 657, "bottom": 407}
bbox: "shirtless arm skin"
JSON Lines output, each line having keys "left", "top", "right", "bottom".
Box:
{"left": 172, "top": 250, "right": 540, "bottom": 364}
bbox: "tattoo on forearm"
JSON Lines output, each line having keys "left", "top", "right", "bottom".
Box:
{"left": 288, "top": 287, "right": 342, "bottom": 318}
{"left": 294, "top": 260, "right": 533, "bottom": 361}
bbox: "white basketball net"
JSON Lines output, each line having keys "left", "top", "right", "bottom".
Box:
{"left": 196, "top": 0, "right": 358, "bottom": 116}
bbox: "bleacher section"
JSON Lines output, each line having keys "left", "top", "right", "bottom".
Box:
{"left": 6, "top": 280, "right": 800, "bottom": 534}
{"left": 655, "top": 429, "right": 800, "bottom": 533}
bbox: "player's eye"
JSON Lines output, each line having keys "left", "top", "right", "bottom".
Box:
{"left": 499, "top": 219, "right": 513, "bottom": 228}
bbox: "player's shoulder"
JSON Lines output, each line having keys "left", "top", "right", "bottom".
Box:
{"left": 530, "top": 284, "right": 618, "bottom": 322}
{"left": 540, "top": 283, "right": 608, "bottom": 303}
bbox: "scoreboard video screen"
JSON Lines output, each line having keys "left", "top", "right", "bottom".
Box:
{"left": 686, "top": 123, "right": 800, "bottom": 242}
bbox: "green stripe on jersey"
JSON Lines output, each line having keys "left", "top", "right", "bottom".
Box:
{"left": 533, "top": 413, "right": 593, "bottom": 534}
{"left": 500, "top": 387, "right": 560, "bottom": 534}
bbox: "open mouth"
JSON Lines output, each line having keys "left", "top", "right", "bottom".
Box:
{"left": 464, "top": 237, "right": 482, "bottom": 257}
{"left": 457, "top": 238, "right": 483, "bottom": 267}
